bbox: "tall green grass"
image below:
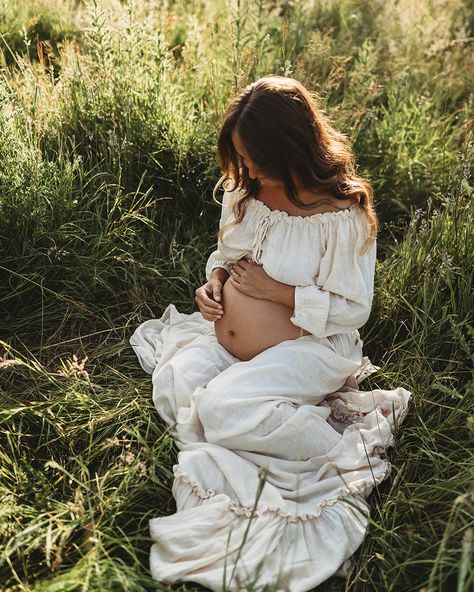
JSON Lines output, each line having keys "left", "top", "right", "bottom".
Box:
{"left": 356, "top": 150, "right": 474, "bottom": 592}
{"left": 0, "top": 0, "right": 473, "bottom": 590}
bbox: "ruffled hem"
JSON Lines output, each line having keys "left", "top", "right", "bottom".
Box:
{"left": 149, "top": 463, "right": 372, "bottom": 592}
{"left": 172, "top": 463, "right": 387, "bottom": 523}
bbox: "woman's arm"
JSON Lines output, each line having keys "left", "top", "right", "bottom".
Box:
{"left": 265, "top": 281, "right": 295, "bottom": 309}
{"left": 260, "top": 236, "right": 377, "bottom": 338}
{"left": 205, "top": 188, "right": 252, "bottom": 281}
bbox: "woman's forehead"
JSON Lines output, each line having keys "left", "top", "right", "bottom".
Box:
{"left": 231, "top": 129, "right": 250, "bottom": 158}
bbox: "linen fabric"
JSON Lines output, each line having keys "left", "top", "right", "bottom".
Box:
{"left": 130, "top": 186, "right": 412, "bottom": 591}
{"left": 206, "top": 189, "right": 376, "bottom": 337}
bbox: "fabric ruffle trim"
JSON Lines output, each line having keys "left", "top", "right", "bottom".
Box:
{"left": 172, "top": 463, "right": 389, "bottom": 523}
{"left": 248, "top": 196, "right": 361, "bottom": 225}
{"left": 208, "top": 259, "right": 234, "bottom": 273}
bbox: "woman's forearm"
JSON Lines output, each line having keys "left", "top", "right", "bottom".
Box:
{"left": 266, "top": 279, "right": 295, "bottom": 310}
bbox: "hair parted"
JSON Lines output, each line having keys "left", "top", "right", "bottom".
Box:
{"left": 212, "top": 75, "right": 378, "bottom": 254}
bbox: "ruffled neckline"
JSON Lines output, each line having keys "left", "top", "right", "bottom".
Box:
{"left": 248, "top": 196, "right": 359, "bottom": 224}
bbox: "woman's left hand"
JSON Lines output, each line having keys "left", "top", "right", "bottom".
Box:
{"left": 229, "top": 257, "right": 277, "bottom": 300}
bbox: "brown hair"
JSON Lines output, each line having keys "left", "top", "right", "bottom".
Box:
{"left": 212, "top": 75, "right": 378, "bottom": 254}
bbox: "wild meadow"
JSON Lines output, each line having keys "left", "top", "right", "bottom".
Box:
{"left": 0, "top": 0, "right": 472, "bottom": 590}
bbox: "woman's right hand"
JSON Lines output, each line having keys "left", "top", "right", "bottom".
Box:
{"left": 195, "top": 278, "right": 225, "bottom": 321}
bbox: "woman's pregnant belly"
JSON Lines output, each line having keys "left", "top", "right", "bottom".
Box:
{"left": 214, "top": 278, "right": 311, "bottom": 361}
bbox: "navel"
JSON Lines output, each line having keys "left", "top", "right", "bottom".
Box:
{"left": 228, "top": 330, "right": 235, "bottom": 336}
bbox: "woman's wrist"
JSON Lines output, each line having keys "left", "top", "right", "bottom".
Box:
{"left": 266, "top": 280, "right": 295, "bottom": 309}
{"left": 211, "top": 267, "right": 230, "bottom": 283}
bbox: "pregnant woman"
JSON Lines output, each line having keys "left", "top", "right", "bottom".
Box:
{"left": 130, "top": 76, "right": 411, "bottom": 591}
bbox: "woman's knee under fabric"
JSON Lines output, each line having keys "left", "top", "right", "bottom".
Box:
{"left": 194, "top": 337, "right": 362, "bottom": 453}
{"left": 151, "top": 332, "right": 238, "bottom": 426}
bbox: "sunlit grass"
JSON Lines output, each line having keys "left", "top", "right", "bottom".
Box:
{"left": 0, "top": 1, "right": 473, "bottom": 590}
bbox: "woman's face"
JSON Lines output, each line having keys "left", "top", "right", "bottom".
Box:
{"left": 231, "top": 129, "right": 279, "bottom": 187}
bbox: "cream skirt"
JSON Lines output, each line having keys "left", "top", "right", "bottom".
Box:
{"left": 130, "top": 304, "right": 411, "bottom": 592}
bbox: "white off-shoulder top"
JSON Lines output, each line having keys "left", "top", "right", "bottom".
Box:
{"left": 205, "top": 187, "right": 377, "bottom": 338}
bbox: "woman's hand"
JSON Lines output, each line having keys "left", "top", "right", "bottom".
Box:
{"left": 195, "top": 278, "right": 224, "bottom": 321}
{"left": 229, "top": 257, "right": 277, "bottom": 299}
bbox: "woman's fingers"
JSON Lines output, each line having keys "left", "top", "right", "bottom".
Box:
{"left": 196, "top": 304, "right": 222, "bottom": 321}
{"left": 195, "top": 293, "right": 223, "bottom": 321}
{"left": 201, "top": 295, "right": 222, "bottom": 311}
{"left": 204, "top": 292, "right": 223, "bottom": 310}
{"left": 228, "top": 275, "right": 246, "bottom": 293}
{"left": 233, "top": 259, "right": 258, "bottom": 279}
{"left": 232, "top": 262, "right": 244, "bottom": 275}
{"left": 195, "top": 283, "right": 225, "bottom": 320}
{"left": 200, "top": 302, "right": 224, "bottom": 320}
{"left": 205, "top": 309, "right": 224, "bottom": 321}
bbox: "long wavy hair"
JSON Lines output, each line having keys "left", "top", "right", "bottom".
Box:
{"left": 212, "top": 75, "right": 378, "bottom": 254}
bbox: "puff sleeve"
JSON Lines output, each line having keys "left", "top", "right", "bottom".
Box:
{"left": 205, "top": 189, "right": 254, "bottom": 281}
{"left": 289, "top": 212, "right": 377, "bottom": 337}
